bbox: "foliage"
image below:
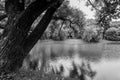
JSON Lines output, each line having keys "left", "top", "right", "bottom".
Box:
{"left": 21, "top": 57, "right": 96, "bottom": 80}
{"left": 110, "top": 21, "right": 120, "bottom": 28}
{"left": 86, "top": 0, "right": 120, "bottom": 37}
{"left": 95, "top": 0, "right": 120, "bottom": 33}
{"left": 14, "top": 69, "right": 80, "bottom": 80}
{"left": 41, "top": 0, "right": 85, "bottom": 40}
{"left": 82, "top": 24, "right": 103, "bottom": 42}
{"left": 45, "top": 61, "right": 96, "bottom": 80}
{"left": 105, "top": 27, "right": 120, "bottom": 41}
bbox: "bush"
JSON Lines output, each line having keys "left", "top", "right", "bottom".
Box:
{"left": 104, "top": 27, "right": 120, "bottom": 41}
{"left": 82, "top": 25, "right": 103, "bottom": 43}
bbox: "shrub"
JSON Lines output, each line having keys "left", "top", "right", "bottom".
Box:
{"left": 104, "top": 27, "right": 120, "bottom": 41}
{"left": 82, "top": 25, "right": 103, "bottom": 43}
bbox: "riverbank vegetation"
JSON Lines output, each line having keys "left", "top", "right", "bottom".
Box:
{"left": 0, "top": 0, "right": 120, "bottom": 80}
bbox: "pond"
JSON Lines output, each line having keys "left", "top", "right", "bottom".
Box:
{"left": 51, "top": 40, "right": 120, "bottom": 80}
{"left": 29, "top": 39, "right": 120, "bottom": 80}
{"left": 88, "top": 40, "right": 120, "bottom": 80}
{"left": 66, "top": 40, "right": 120, "bottom": 80}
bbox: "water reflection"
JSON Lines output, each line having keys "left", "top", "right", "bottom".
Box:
{"left": 91, "top": 59, "right": 120, "bottom": 80}
{"left": 82, "top": 40, "right": 120, "bottom": 80}
{"left": 53, "top": 40, "right": 120, "bottom": 80}
{"left": 25, "top": 39, "right": 120, "bottom": 80}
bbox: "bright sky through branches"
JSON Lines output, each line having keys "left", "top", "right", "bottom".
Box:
{"left": 69, "top": 0, "right": 96, "bottom": 19}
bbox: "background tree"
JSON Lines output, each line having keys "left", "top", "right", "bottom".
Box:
{"left": 86, "top": 0, "right": 120, "bottom": 37}
{"left": 82, "top": 19, "right": 103, "bottom": 42}
{"left": 41, "top": 0, "right": 85, "bottom": 40}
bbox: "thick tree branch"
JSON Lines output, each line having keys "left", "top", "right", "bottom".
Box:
{"left": 2, "top": 0, "right": 25, "bottom": 37}
{"left": 87, "top": 0, "right": 101, "bottom": 12}
{"left": 5, "top": 0, "right": 25, "bottom": 14}
{"left": 0, "top": 0, "right": 52, "bottom": 72}
{"left": 53, "top": 16, "right": 82, "bottom": 28}
{"left": 23, "top": 1, "right": 63, "bottom": 55}
{"left": 22, "top": 1, "right": 63, "bottom": 73}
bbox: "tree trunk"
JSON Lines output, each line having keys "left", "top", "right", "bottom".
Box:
{"left": 22, "top": 1, "right": 63, "bottom": 72}
{"left": 23, "top": 1, "right": 63, "bottom": 54}
{"left": 0, "top": 0, "right": 54, "bottom": 72}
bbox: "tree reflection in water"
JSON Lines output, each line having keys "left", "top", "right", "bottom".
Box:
{"left": 46, "top": 56, "right": 96, "bottom": 80}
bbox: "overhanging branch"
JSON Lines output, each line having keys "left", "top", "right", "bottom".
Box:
{"left": 23, "top": 0, "right": 63, "bottom": 54}
{"left": 87, "top": 0, "right": 101, "bottom": 12}
{"left": 0, "top": 0, "right": 52, "bottom": 72}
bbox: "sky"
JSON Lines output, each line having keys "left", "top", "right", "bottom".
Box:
{"left": 69, "top": 0, "right": 96, "bottom": 19}
{"left": 69, "top": 0, "right": 120, "bottom": 21}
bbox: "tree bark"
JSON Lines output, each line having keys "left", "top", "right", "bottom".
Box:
{"left": 0, "top": 0, "right": 52, "bottom": 72}
{"left": 0, "top": 14, "right": 7, "bottom": 21}
{"left": 23, "top": 1, "right": 63, "bottom": 54}
{"left": 3, "top": 0, "right": 25, "bottom": 37}
{"left": 22, "top": 1, "right": 63, "bottom": 72}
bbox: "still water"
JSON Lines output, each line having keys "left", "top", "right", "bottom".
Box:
{"left": 32, "top": 39, "right": 120, "bottom": 80}
{"left": 48, "top": 40, "right": 120, "bottom": 80}
{"left": 78, "top": 40, "right": 120, "bottom": 80}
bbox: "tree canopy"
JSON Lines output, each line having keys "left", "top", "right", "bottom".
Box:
{"left": 41, "top": 0, "right": 85, "bottom": 40}
{"left": 0, "top": 0, "right": 120, "bottom": 75}
{"left": 86, "top": 0, "right": 120, "bottom": 32}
